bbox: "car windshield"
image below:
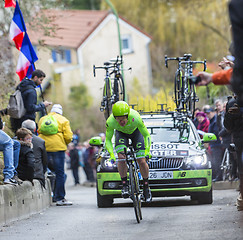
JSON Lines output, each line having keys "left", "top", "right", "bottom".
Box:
{"left": 143, "top": 117, "right": 196, "bottom": 143}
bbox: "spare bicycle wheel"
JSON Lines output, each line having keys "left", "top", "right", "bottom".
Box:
{"left": 104, "top": 78, "right": 113, "bottom": 120}
{"left": 174, "top": 70, "right": 182, "bottom": 110}
{"left": 114, "top": 74, "right": 125, "bottom": 102}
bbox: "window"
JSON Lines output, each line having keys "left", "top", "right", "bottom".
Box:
{"left": 51, "top": 49, "right": 71, "bottom": 63}
{"left": 121, "top": 35, "right": 133, "bottom": 54}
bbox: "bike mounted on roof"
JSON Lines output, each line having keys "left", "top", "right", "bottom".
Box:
{"left": 93, "top": 56, "right": 131, "bottom": 119}
{"left": 165, "top": 53, "right": 207, "bottom": 118}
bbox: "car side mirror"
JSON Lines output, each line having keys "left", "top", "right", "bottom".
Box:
{"left": 202, "top": 133, "right": 217, "bottom": 143}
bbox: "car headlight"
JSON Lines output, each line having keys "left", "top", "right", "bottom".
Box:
{"left": 187, "top": 154, "right": 207, "bottom": 165}
{"left": 100, "top": 158, "right": 117, "bottom": 170}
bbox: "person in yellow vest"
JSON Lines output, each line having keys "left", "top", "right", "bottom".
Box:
{"left": 38, "top": 104, "right": 73, "bottom": 206}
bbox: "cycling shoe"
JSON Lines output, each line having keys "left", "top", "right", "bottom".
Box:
{"left": 121, "top": 185, "right": 129, "bottom": 199}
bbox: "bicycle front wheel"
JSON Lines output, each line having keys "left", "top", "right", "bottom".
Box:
{"left": 129, "top": 166, "right": 142, "bottom": 223}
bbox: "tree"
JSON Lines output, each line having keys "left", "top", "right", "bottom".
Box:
{"left": 101, "top": 0, "right": 230, "bottom": 90}
{"left": 68, "top": 0, "right": 101, "bottom": 10}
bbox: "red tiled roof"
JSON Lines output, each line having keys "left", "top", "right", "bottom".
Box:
{"left": 28, "top": 9, "right": 110, "bottom": 48}
{"left": 28, "top": 9, "right": 152, "bottom": 49}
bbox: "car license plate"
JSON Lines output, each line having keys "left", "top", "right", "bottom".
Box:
{"left": 149, "top": 171, "right": 173, "bottom": 179}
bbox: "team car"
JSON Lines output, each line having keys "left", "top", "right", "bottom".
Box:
{"left": 91, "top": 111, "right": 216, "bottom": 208}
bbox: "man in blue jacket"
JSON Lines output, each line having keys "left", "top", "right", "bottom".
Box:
{"left": 11, "top": 69, "right": 52, "bottom": 132}
{"left": 205, "top": 107, "right": 223, "bottom": 182}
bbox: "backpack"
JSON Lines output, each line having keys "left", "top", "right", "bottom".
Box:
{"left": 7, "top": 86, "right": 33, "bottom": 119}
{"left": 39, "top": 114, "right": 59, "bottom": 135}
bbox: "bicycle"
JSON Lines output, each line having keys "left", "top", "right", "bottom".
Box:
{"left": 220, "top": 144, "right": 236, "bottom": 181}
{"left": 93, "top": 56, "right": 126, "bottom": 119}
{"left": 165, "top": 54, "right": 207, "bottom": 117}
{"left": 122, "top": 145, "right": 143, "bottom": 223}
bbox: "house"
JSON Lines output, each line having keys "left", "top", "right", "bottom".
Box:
{"left": 28, "top": 9, "right": 152, "bottom": 106}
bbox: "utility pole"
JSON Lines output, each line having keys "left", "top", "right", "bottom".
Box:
{"left": 105, "top": 0, "right": 126, "bottom": 101}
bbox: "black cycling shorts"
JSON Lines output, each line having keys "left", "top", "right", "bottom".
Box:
{"left": 115, "top": 128, "right": 145, "bottom": 158}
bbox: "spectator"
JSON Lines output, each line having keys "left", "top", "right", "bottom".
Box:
{"left": 219, "top": 101, "right": 238, "bottom": 180}
{"left": 193, "top": 108, "right": 200, "bottom": 128}
{"left": 205, "top": 107, "right": 223, "bottom": 182}
{"left": 10, "top": 69, "right": 52, "bottom": 132}
{"left": 196, "top": 111, "right": 210, "bottom": 138}
{"left": 83, "top": 141, "right": 95, "bottom": 183}
{"left": 38, "top": 104, "right": 73, "bottom": 206}
{"left": 76, "top": 142, "right": 85, "bottom": 168}
{"left": 22, "top": 119, "right": 48, "bottom": 187}
{"left": 72, "top": 129, "right": 81, "bottom": 146}
{"left": 218, "top": 56, "right": 234, "bottom": 70}
{"left": 202, "top": 104, "right": 211, "bottom": 113}
{"left": 224, "top": 96, "right": 243, "bottom": 210}
{"left": 68, "top": 143, "right": 80, "bottom": 186}
{"left": 229, "top": 0, "right": 243, "bottom": 107}
{"left": 0, "top": 116, "right": 20, "bottom": 185}
{"left": 215, "top": 99, "right": 224, "bottom": 132}
{"left": 16, "top": 128, "right": 35, "bottom": 184}
{"left": 228, "top": 0, "right": 243, "bottom": 212}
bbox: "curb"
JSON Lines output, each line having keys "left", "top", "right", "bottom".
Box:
{"left": 0, "top": 179, "right": 52, "bottom": 226}
{"left": 212, "top": 180, "right": 239, "bottom": 190}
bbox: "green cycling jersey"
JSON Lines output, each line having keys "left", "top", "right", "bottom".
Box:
{"left": 105, "top": 109, "right": 151, "bottom": 156}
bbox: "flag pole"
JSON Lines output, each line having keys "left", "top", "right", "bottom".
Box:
{"left": 39, "top": 85, "right": 47, "bottom": 115}
{"left": 33, "top": 63, "right": 47, "bottom": 115}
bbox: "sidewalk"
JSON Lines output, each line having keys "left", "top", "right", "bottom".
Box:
{"left": 212, "top": 180, "right": 240, "bottom": 190}
{"left": 0, "top": 179, "right": 52, "bottom": 226}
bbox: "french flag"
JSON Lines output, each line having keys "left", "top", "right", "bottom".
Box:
{"left": 16, "top": 33, "right": 38, "bottom": 81}
{"left": 9, "top": 0, "right": 26, "bottom": 50}
{"left": 5, "top": 0, "right": 16, "bottom": 8}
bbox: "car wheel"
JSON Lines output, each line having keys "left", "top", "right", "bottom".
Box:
{"left": 96, "top": 187, "right": 113, "bottom": 208}
{"left": 191, "top": 188, "right": 213, "bottom": 204}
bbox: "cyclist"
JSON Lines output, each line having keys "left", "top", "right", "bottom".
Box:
{"left": 105, "top": 101, "right": 152, "bottom": 202}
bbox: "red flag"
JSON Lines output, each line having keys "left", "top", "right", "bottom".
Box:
{"left": 5, "top": 0, "right": 16, "bottom": 8}
{"left": 9, "top": 1, "right": 26, "bottom": 50}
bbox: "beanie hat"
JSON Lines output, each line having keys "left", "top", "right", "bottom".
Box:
{"left": 51, "top": 104, "right": 63, "bottom": 115}
{"left": 196, "top": 111, "right": 207, "bottom": 118}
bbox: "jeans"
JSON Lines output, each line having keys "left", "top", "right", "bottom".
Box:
{"left": 72, "top": 167, "right": 79, "bottom": 184}
{"left": 47, "top": 151, "right": 66, "bottom": 201}
{"left": 0, "top": 130, "right": 20, "bottom": 180}
{"left": 211, "top": 146, "right": 224, "bottom": 180}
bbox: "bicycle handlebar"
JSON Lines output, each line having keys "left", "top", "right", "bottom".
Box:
{"left": 180, "top": 60, "right": 207, "bottom": 71}
{"left": 93, "top": 64, "right": 114, "bottom": 77}
{"left": 165, "top": 54, "right": 192, "bottom": 68}
{"left": 93, "top": 56, "right": 124, "bottom": 77}
{"left": 165, "top": 54, "right": 206, "bottom": 71}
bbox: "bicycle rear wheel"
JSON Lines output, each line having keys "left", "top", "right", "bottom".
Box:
{"left": 104, "top": 78, "right": 113, "bottom": 120}
{"left": 222, "top": 149, "right": 233, "bottom": 181}
{"left": 129, "top": 166, "right": 142, "bottom": 223}
{"left": 114, "top": 74, "right": 125, "bottom": 102}
{"left": 188, "top": 83, "right": 197, "bottom": 117}
{"left": 174, "top": 70, "right": 181, "bottom": 109}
